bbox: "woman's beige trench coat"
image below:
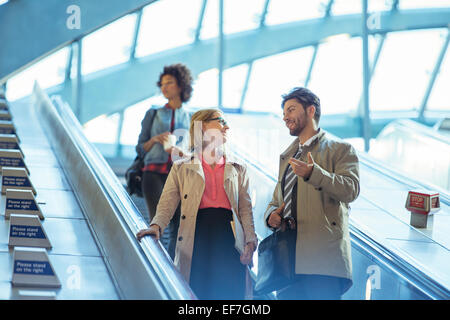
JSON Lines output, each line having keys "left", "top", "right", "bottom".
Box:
{"left": 151, "top": 155, "right": 258, "bottom": 282}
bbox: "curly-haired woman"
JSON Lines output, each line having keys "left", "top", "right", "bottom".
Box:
{"left": 136, "top": 63, "right": 193, "bottom": 259}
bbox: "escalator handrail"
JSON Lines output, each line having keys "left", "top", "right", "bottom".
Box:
{"left": 44, "top": 91, "right": 196, "bottom": 299}
{"left": 380, "top": 119, "right": 450, "bottom": 145}
{"left": 350, "top": 222, "right": 450, "bottom": 300}
{"left": 358, "top": 151, "right": 449, "bottom": 205}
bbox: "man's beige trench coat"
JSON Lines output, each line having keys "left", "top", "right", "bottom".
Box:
{"left": 263, "top": 130, "right": 360, "bottom": 292}
{"left": 151, "top": 155, "right": 258, "bottom": 283}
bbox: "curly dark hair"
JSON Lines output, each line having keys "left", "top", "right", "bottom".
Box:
{"left": 157, "top": 63, "right": 193, "bottom": 103}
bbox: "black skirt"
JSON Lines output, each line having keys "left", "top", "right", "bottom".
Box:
{"left": 189, "top": 207, "right": 245, "bottom": 300}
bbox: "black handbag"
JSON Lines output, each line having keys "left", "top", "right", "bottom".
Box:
{"left": 125, "top": 155, "right": 144, "bottom": 197}
{"left": 254, "top": 228, "right": 296, "bottom": 295}
{"left": 125, "top": 108, "right": 158, "bottom": 197}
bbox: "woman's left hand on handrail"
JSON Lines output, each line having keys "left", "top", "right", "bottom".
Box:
{"left": 136, "top": 224, "right": 161, "bottom": 241}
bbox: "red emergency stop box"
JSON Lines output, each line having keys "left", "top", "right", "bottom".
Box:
{"left": 406, "top": 190, "right": 440, "bottom": 228}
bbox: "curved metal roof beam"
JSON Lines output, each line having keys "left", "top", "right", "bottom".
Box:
{"left": 0, "top": 0, "right": 157, "bottom": 83}
{"left": 48, "top": 8, "right": 450, "bottom": 123}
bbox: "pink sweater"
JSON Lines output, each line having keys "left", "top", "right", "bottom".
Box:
{"left": 199, "top": 156, "right": 232, "bottom": 210}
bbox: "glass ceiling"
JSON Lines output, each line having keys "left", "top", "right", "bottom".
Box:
{"left": 309, "top": 36, "right": 370, "bottom": 115}
{"left": 200, "top": 0, "right": 267, "bottom": 39}
{"left": 399, "top": 0, "right": 450, "bottom": 9}
{"left": 6, "top": 47, "right": 68, "bottom": 101}
{"left": 136, "top": 0, "right": 202, "bottom": 56}
{"left": 428, "top": 39, "right": 450, "bottom": 111}
{"left": 265, "top": 0, "right": 327, "bottom": 25}
{"left": 82, "top": 14, "right": 137, "bottom": 75}
{"left": 243, "top": 47, "right": 314, "bottom": 113}
{"left": 4, "top": 0, "right": 450, "bottom": 147}
{"left": 370, "top": 28, "right": 446, "bottom": 111}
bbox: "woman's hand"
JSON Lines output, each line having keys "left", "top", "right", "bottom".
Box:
{"left": 136, "top": 224, "right": 161, "bottom": 241}
{"left": 152, "top": 132, "right": 170, "bottom": 145}
{"left": 143, "top": 132, "right": 170, "bottom": 152}
{"left": 240, "top": 242, "right": 256, "bottom": 265}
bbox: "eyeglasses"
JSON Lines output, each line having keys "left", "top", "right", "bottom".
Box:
{"left": 208, "top": 117, "right": 228, "bottom": 126}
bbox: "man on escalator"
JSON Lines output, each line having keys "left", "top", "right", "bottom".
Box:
{"left": 263, "top": 87, "right": 360, "bottom": 300}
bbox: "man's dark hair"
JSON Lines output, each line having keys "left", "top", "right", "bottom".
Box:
{"left": 157, "top": 63, "right": 193, "bottom": 103}
{"left": 281, "top": 87, "right": 321, "bottom": 123}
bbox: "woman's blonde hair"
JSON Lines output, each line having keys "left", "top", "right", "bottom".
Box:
{"left": 189, "top": 108, "right": 224, "bottom": 152}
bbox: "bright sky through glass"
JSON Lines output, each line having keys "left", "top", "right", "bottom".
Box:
{"left": 370, "top": 29, "right": 446, "bottom": 111}
{"left": 6, "top": 47, "right": 68, "bottom": 101}
{"left": 265, "top": 0, "right": 327, "bottom": 25}
{"left": 427, "top": 32, "right": 450, "bottom": 111}
{"left": 82, "top": 14, "right": 136, "bottom": 75}
{"left": 136, "top": 0, "right": 202, "bottom": 56}
{"left": 244, "top": 47, "right": 314, "bottom": 112}
{"left": 200, "top": 0, "right": 266, "bottom": 39}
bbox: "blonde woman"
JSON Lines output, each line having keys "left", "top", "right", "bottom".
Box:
{"left": 137, "top": 109, "right": 257, "bottom": 300}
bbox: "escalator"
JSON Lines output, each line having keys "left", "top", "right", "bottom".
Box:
{"left": 1, "top": 83, "right": 195, "bottom": 299}
{"left": 3, "top": 84, "right": 448, "bottom": 300}
{"left": 233, "top": 147, "right": 450, "bottom": 300}
{"left": 370, "top": 119, "right": 450, "bottom": 192}
{"left": 224, "top": 116, "right": 450, "bottom": 300}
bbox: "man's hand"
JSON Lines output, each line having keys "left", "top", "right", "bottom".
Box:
{"left": 268, "top": 203, "right": 285, "bottom": 229}
{"left": 288, "top": 152, "right": 314, "bottom": 179}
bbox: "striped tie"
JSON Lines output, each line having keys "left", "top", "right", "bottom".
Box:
{"left": 283, "top": 148, "right": 302, "bottom": 219}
